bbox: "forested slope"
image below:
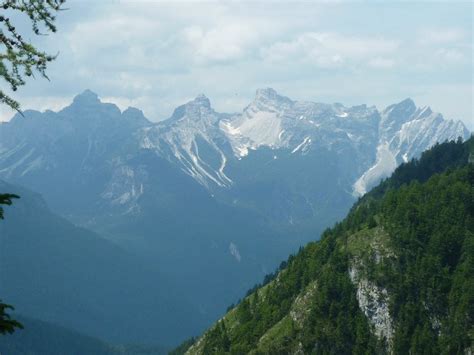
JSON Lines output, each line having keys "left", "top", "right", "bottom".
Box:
{"left": 183, "top": 137, "right": 473, "bottom": 354}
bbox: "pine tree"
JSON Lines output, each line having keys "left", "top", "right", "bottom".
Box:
{"left": 0, "top": 0, "right": 65, "bottom": 111}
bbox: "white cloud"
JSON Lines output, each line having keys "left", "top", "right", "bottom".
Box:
{"left": 181, "top": 25, "right": 246, "bottom": 63}
{"left": 418, "top": 28, "right": 467, "bottom": 45}
{"left": 369, "top": 57, "right": 396, "bottom": 69}
{"left": 434, "top": 48, "right": 467, "bottom": 63}
{"left": 261, "top": 32, "right": 399, "bottom": 68}
{"left": 180, "top": 23, "right": 264, "bottom": 63}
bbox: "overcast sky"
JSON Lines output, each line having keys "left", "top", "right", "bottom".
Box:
{"left": 1, "top": 0, "right": 472, "bottom": 129}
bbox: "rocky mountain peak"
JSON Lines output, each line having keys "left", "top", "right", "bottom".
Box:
{"left": 72, "top": 89, "right": 101, "bottom": 106}
{"left": 190, "top": 94, "right": 211, "bottom": 109}
{"left": 383, "top": 98, "right": 416, "bottom": 118}
{"left": 168, "top": 94, "right": 215, "bottom": 123}
{"left": 254, "top": 88, "right": 293, "bottom": 106}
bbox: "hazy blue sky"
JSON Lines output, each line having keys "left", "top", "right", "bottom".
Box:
{"left": 1, "top": 1, "right": 472, "bottom": 129}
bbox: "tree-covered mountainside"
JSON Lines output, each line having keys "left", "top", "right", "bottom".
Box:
{"left": 0, "top": 315, "right": 167, "bottom": 355}
{"left": 183, "top": 137, "right": 474, "bottom": 354}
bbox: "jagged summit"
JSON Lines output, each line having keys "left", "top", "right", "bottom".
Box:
{"left": 72, "top": 89, "right": 100, "bottom": 105}
{"left": 190, "top": 94, "right": 211, "bottom": 109}
{"left": 256, "top": 87, "right": 278, "bottom": 98}
{"left": 61, "top": 89, "right": 122, "bottom": 119}
{"left": 254, "top": 87, "right": 293, "bottom": 105}
{"left": 379, "top": 97, "right": 418, "bottom": 140}
{"left": 383, "top": 97, "right": 416, "bottom": 116}
{"left": 167, "top": 94, "right": 214, "bottom": 123}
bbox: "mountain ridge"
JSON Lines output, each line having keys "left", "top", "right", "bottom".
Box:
{"left": 1, "top": 89, "right": 468, "bottom": 199}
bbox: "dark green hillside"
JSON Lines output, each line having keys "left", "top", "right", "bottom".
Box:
{"left": 184, "top": 137, "right": 473, "bottom": 354}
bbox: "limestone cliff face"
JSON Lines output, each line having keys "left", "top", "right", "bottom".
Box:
{"left": 346, "top": 227, "right": 396, "bottom": 352}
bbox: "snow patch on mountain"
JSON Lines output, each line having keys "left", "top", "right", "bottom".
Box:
{"left": 220, "top": 120, "right": 251, "bottom": 158}
{"left": 230, "top": 111, "right": 282, "bottom": 148}
{"left": 229, "top": 242, "right": 241, "bottom": 262}
{"left": 221, "top": 88, "right": 298, "bottom": 157}
{"left": 291, "top": 137, "right": 311, "bottom": 154}
{"left": 353, "top": 143, "right": 397, "bottom": 196}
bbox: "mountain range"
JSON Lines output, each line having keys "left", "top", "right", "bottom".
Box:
{"left": 0, "top": 89, "right": 468, "bottom": 224}
{"left": 0, "top": 88, "right": 469, "bottom": 346}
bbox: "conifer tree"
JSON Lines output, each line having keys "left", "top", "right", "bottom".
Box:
{"left": 0, "top": 0, "right": 65, "bottom": 111}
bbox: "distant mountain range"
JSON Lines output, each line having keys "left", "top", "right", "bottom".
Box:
{"left": 0, "top": 89, "right": 467, "bottom": 224}
{"left": 0, "top": 89, "right": 469, "bottom": 346}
